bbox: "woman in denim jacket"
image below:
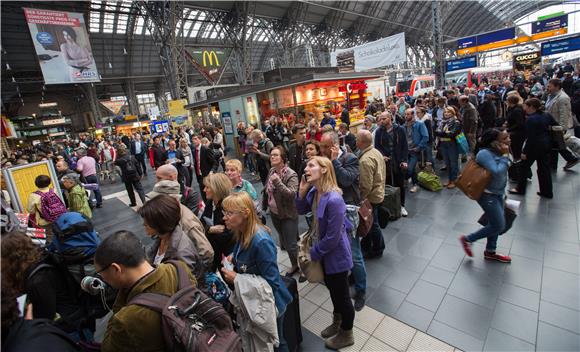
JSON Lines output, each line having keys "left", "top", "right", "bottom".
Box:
{"left": 460, "top": 128, "right": 512, "bottom": 263}
{"left": 295, "top": 156, "right": 354, "bottom": 350}
{"left": 435, "top": 107, "right": 463, "bottom": 189}
{"left": 220, "top": 192, "right": 292, "bottom": 352}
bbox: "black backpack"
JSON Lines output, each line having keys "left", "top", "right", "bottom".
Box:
{"left": 124, "top": 156, "right": 139, "bottom": 179}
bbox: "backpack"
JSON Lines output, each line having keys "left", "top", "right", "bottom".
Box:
{"left": 129, "top": 260, "right": 242, "bottom": 352}
{"left": 28, "top": 213, "right": 114, "bottom": 334}
{"left": 124, "top": 156, "right": 139, "bottom": 179}
{"left": 35, "top": 189, "right": 67, "bottom": 223}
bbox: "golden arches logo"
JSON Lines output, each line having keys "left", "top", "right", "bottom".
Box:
{"left": 202, "top": 51, "right": 219, "bottom": 67}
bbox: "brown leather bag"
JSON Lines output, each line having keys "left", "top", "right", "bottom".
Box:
{"left": 357, "top": 199, "right": 374, "bottom": 237}
{"left": 455, "top": 159, "right": 491, "bottom": 200}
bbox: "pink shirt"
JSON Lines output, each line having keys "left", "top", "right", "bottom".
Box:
{"left": 76, "top": 156, "right": 97, "bottom": 177}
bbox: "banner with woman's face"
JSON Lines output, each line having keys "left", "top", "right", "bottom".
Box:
{"left": 24, "top": 8, "right": 100, "bottom": 84}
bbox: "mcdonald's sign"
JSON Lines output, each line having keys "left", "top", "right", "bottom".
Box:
{"left": 186, "top": 47, "right": 231, "bottom": 84}
{"left": 202, "top": 50, "right": 220, "bottom": 67}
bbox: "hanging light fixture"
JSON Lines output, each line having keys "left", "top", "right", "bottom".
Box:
{"left": 11, "top": 76, "right": 16, "bottom": 82}
{"left": 123, "top": 47, "right": 128, "bottom": 55}
{"left": 108, "top": 62, "right": 113, "bottom": 69}
{"left": 6, "top": 63, "right": 11, "bottom": 70}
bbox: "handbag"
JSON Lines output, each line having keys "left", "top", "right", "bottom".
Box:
{"left": 455, "top": 132, "right": 470, "bottom": 154}
{"left": 508, "top": 160, "right": 531, "bottom": 181}
{"left": 478, "top": 207, "right": 517, "bottom": 235}
{"left": 455, "top": 159, "right": 491, "bottom": 200}
{"left": 356, "top": 199, "right": 373, "bottom": 238}
{"left": 297, "top": 202, "right": 324, "bottom": 283}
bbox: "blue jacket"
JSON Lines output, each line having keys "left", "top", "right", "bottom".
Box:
{"left": 232, "top": 228, "right": 292, "bottom": 315}
{"left": 296, "top": 188, "right": 353, "bottom": 275}
{"left": 408, "top": 120, "right": 429, "bottom": 151}
{"left": 476, "top": 148, "right": 510, "bottom": 195}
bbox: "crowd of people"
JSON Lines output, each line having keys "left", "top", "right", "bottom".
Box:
{"left": 2, "top": 66, "right": 580, "bottom": 351}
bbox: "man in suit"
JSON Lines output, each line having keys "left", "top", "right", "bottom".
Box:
{"left": 131, "top": 133, "right": 148, "bottom": 176}
{"left": 546, "top": 79, "right": 579, "bottom": 171}
{"left": 191, "top": 134, "right": 216, "bottom": 200}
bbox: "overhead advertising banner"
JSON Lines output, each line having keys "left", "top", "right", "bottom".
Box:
{"left": 167, "top": 99, "right": 188, "bottom": 118}
{"left": 185, "top": 48, "right": 231, "bottom": 84}
{"left": 331, "top": 32, "right": 406, "bottom": 72}
{"left": 446, "top": 56, "right": 477, "bottom": 72}
{"left": 541, "top": 35, "right": 580, "bottom": 56}
{"left": 532, "top": 14, "right": 568, "bottom": 34}
{"left": 23, "top": 8, "right": 100, "bottom": 84}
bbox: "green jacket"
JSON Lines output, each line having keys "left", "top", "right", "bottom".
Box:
{"left": 67, "top": 185, "right": 92, "bottom": 219}
{"left": 101, "top": 262, "right": 196, "bottom": 352}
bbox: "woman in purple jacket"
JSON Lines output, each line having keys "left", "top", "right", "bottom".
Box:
{"left": 296, "top": 156, "right": 354, "bottom": 350}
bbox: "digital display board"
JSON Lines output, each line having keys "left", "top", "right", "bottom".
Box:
{"left": 446, "top": 56, "right": 477, "bottom": 72}
{"left": 476, "top": 28, "right": 515, "bottom": 46}
{"left": 541, "top": 35, "right": 580, "bottom": 56}
{"left": 457, "top": 28, "right": 515, "bottom": 49}
{"left": 457, "top": 36, "right": 477, "bottom": 49}
{"left": 532, "top": 14, "right": 568, "bottom": 34}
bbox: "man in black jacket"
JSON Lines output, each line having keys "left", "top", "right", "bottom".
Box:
{"left": 150, "top": 136, "right": 167, "bottom": 169}
{"left": 287, "top": 124, "right": 306, "bottom": 178}
{"left": 374, "top": 111, "right": 409, "bottom": 216}
{"left": 338, "top": 123, "right": 357, "bottom": 153}
{"left": 130, "top": 133, "right": 148, "bottom": 176}
{"left": 115, "top": 148, "right": 145, "bottom": 207}
{"left": 191, "top": 134, "right": 216, "bottom": 200}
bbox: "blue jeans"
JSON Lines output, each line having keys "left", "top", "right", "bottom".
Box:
{"left": 275, "top": 313, "right": 288, "bottom": 352}
{"left": 84, "top": 174, "right": 102, "bottom": 206}
{"left": 440, "top": 141, "right": 459, "bottom": 182}
{"left": 466, "top": 193, "right": 504, "bottom": 252}
{"left": 424, "top": 144, "right": 435, "bottom": 165}
{"left": 407, "top": 151, "right": 420, "bottom": 185}
{"left": 350, "top": 235, "right": 367, "bottom": 294}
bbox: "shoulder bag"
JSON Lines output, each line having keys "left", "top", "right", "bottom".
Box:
{"left": 297, "top": 197, "right": 324, "bottom": 283}
{"left": 455, "top": 159, "right": 491, "bottom": 200}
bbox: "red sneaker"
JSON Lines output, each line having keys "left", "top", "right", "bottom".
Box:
{"left": 459, "top": 235, "right": 473, "bottom": 257}
{"left": 484, "top": 251, "right": 512, "bottom": 263}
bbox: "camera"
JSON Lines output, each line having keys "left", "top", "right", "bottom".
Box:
{"left": 80, "top": 276, "right": 106, "bottom": 295}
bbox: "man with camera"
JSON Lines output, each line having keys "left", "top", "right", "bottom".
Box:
{"left": 94, "top": 231, "right": 195, "bottom": 352}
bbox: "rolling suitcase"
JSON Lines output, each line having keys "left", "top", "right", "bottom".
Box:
{"left": 281, "top": 276, "right": 302, "bottom": 352}
{"left": 382, "top": 162, "right": 401, "bottom": 221}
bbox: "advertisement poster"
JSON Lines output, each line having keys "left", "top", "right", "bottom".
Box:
{"left": 168, "top": 99, "right": 188, "bottom": 117}
{"left": 23, "top": 8, "right": 100, "bottom": 84}
{"left": 331, "top": 32, "right": 406, "bottom": 71}
{"left": 221, "top": 112, "right": 233, "bottom": 134}
{"left": 185, "top": 48, "right": 232, "bottom": 84}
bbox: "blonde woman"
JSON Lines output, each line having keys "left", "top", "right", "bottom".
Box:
{"left": 295, "top": 156, "right": 354, "bottom": 349}
{"left": 225, "top": 159, "right": 257, "bottom": 201}
{"left": 220, "top": 192, "right": 292, "bottom": 352}
{"left": 201, "top": 173, "right": 233, "bottom": 272}
{"left": 435, "top": 107, "right": 463, "bottom": 188}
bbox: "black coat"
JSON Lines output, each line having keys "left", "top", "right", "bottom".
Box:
{"left": 130, "top": 140, "right": 147, "bottom": 156}
{"left": 287, "top": 141, "right": 305, "bottom": 178}
{"left": 191, "top": 144, "right": 216, "bottom": 178}
{"left": 506, "top": 106, "right": 525, "bottom": 135}
{"left": 150, "top": 144, "right": 167, "bottom": 168}
{"left": 115, "top": 154, "right": 142, "bottom": 182}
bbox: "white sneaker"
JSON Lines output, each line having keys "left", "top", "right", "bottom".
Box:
{"left": 401, "top": 207, "right": 408, "bottom": 217}
{"left": 410, "top": 185, "right": 419, "bottom": 193}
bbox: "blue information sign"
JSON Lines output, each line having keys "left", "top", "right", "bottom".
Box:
{"left": 446, "top": 56, "right": 477, "bottom": 72}
{"left": 532, "top": 14, "right": 568, "bottom": 34}
{"left": 541, "top": 35, "right": 580, "bottom": 56}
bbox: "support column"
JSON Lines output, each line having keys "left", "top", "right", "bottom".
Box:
{"left": 85, "top": 83, "right": 100, "bottom": 128}
{"left": 123, "top": 81, "right": 139, "bottom": 115}
{"left": 431, "top": 1, "right": 445, "bottom": 89}
{"left": 156, "top": 81, "right": 168, "bottom": 113}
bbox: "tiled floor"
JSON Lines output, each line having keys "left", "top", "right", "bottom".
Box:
{"left": 94, "top": 158, "right": 580, "bottom": 351}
